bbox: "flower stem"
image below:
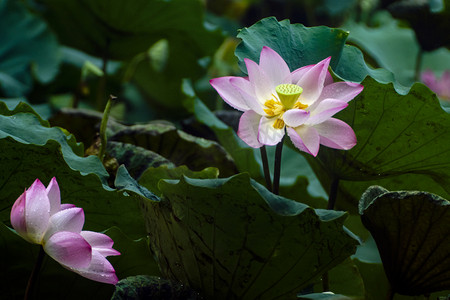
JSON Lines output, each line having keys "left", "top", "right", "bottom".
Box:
{"left": 322, "top": 177, "right": 341, "bottom": 291}
{"left": 415, "top": 47, "right": 423, "bottom": 82}
{"left": 260, "top": 146, "right": 272, "bottom": 192}
{"left": 273, "top": 136, "right": 285, "bottom": 195}
{"left": 326, "top": 177, "right": 340, "bottom": 210}
{"left": 98, "top": 95, "right": 116, "bottom": 163}
{"left": 24, "top": 246, "right": 45, "bottom": 300}
{"left": 386, "top": 286, "right": 395, "bottom": 300}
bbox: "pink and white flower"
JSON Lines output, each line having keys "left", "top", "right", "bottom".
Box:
{"left": 10, "top": 178, "right": 120, "bottom": 284}
{"left": 210, "top": 46, "right": 363, "bottom": 156}
{"left": 421, "top": 70, "right": 450, "bottom": 100}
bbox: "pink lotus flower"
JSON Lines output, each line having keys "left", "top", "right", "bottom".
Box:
{"left": 10, "top": 178, "right": 120, "bottom": 284}
{"left": 421, "top": 70, "right": 450, "bottom": 100}
{"left": 210, "top": 46, "right": 363, "bottom": 156}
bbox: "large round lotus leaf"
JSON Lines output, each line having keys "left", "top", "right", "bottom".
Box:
{"left": 305, "top": 77, "right": 450, "bottom": 212}
{"left": 141, "top": 173, "right": 358, "bottom": 299}
{"left": 235, "top": 17, "right": 397, "bottom": 90}
{"left": 0, "top": 0, "right": 60, "bottom": 97}
{"left": 359, "top": 185, "right": 450, "bottom": 296}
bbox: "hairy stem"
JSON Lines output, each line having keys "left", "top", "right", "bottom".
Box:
{"left": 260, "top": 146, "right": 272, "bottom": 192}
{"left": 273, "top": 136, "right": 285, "bottom": 195}
{"left": 24, "top": 246, "right": 45, "bottom": 300}
{"left": 326, "top": 177, "right": 340, "bottom": 210}
{"left": 415, "top": 47, "right": 423, "bottom": 82}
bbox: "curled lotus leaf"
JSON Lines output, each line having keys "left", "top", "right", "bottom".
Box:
{"left": 359, "top": 185, "right": 450, "bottom": 296}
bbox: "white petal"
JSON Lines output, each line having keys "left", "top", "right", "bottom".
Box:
{"left": 210, "top": 77, "right": 250, "bottom": 111}
{"left": 283, "top": 109, "right": 310, "bottom": 127}
{"left": 237, "top": 110, "right": 263, "bottom": 148}
{"left": 287, "top": 126, "right": 320, "bottom": 156}
{"left": 259, "top": 46, "right": 292, "bottom": 87}
{"left": 315, "top": 118, "right": 357, "bottom": 150}
{"left": 258, "top": 117, "right": 285, "bottom": 146}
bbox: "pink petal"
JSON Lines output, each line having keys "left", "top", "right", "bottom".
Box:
{"left": 68, "top": 250, "right": 118, "bottom": 284}
{"left": 237, "top": 110, "right": 263, "bottom": 148}
{"left": 61, "top": 203, "right": 76, "bottom": 210}
{"left": 258, "top": 117, "right": 285, "bottom": 146}
{"left": 10, "top": 191, "right": 29, "bottom": 241}
{"left": 44, "top": 207, "right": 85, "bottom": 241}
{"left": 245, "top": 58, "right": 273, "bottom": 103}
{"left": 230, "top": 77, "right": 265, "bottom": 114}
{"left": 80, "top": 231, "right": 120, "bottom": 257}
{"left": 259, "top": 46, "right": 292, "bottom": 88}
{"left": 421, "top": 70, "right": 438, "bottom": 90}
{"left": 283, "top": 109, "right": 310, "bottom": 127}
{"left": 295, "top": 57, "right": 332, "bottom": 106}
{"left": 210, "top": 77, "right": 250, "bottom": 112}
{"left": 287, "top": 126, "right": 320, "bottom": 156}
{"left": 46, "top": 177, "right": 61, "bottom": 216}
{"left": 25, "top": 179, "right": 51, "bottom": 244}
{"left": 291, "top": 61, "right": 333, "bottom": 87}
{"left": 307, "top": 99, "right": 348, "bottom": 125}
{"left": 44, "top": 231, "right": 92, "bottom": 269}
{"left": 315, "top": 118, "right": 357, "bottom": 150}
{"left": 316, "top": 82, "right": 364, "bottom": 104}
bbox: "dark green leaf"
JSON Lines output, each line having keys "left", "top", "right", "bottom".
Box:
{"left": 110, "top": 122, "right": 238, "bottom": 178}
{"left": 142, "top": 173, "right": 358, "bottom": 299}
{"left": 310, "top": 78, "right": 450, "bottom": 211}
{"left": 107, "top": 142, "right": 175, "bottom": 180}
{"left": 234, "top": 17, "right": 400, "bottom": 90}
{"left": 359, "top": 186, "right": 450, "bottom": 296}
{"left": 139, "top": 165, "right": 219, "bottom": 195}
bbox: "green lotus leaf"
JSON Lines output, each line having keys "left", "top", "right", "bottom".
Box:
{"left": 141, "top": 173, "right": 358, "bottom": 299}
{"left": 109, "top": 122, "right": 238, "bottom": 178}
{"left": 234, "top": 17, "right": 400, "bottom": 91}
{"left": 0, "top": 0, "right": 60, "bottom": 97}
{"left": 0, "top": 103, "right": 108, "bottom": 182}
{"left": 49, "top": 107, "right": 127, "bottom": 149}
{"left": 359, "top": 186, "right": 450, "bottom": 296}
{"left": 307, "top": 77, "right": 450, "bottom": 211}
{"left": 107, "top": 142, "right": 175, "bottom": 180}
{"left": 139, "top": 165, "right": 219, "bottom": 195}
